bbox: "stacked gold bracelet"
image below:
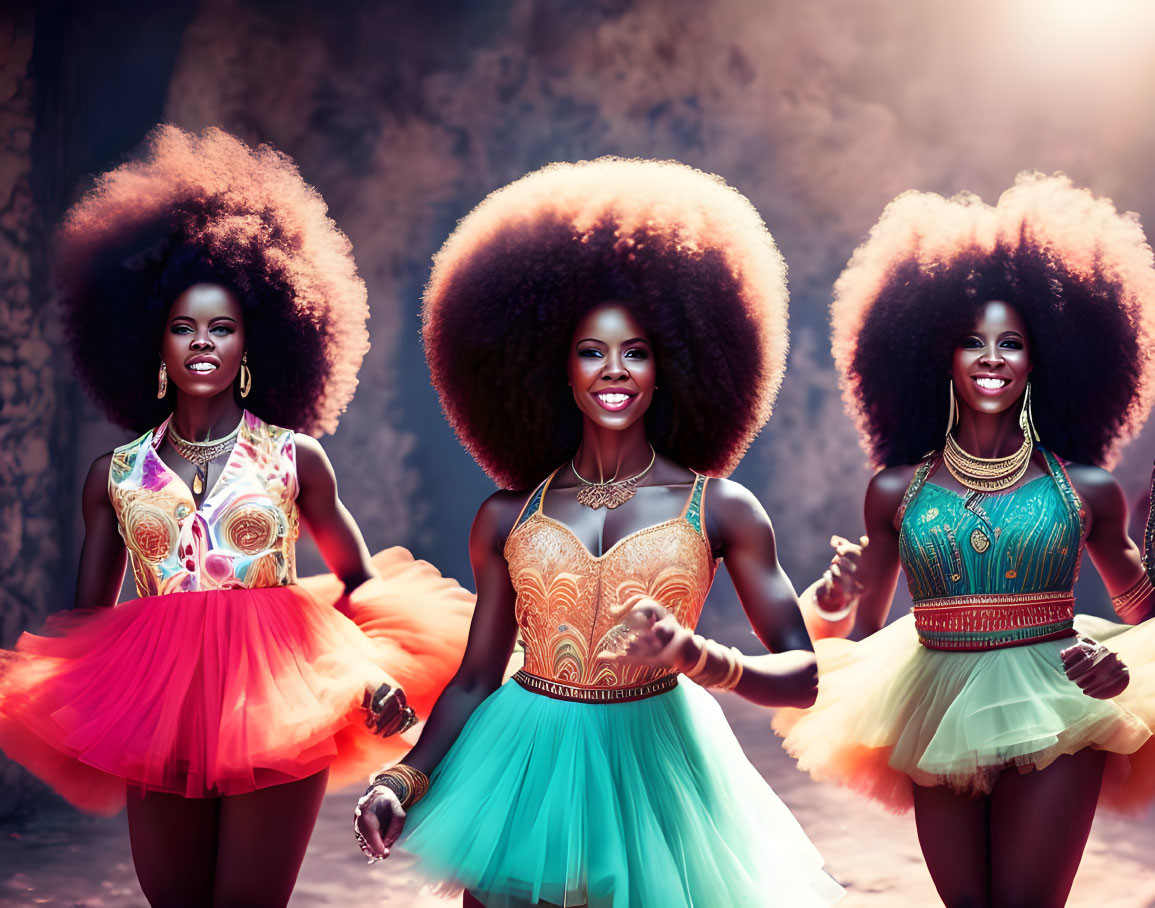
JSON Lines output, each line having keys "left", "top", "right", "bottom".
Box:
{"left": 367, "top": 762, "right": 430, "bottom": 809}
{"left": 683, "top": 635, "right": 744, "bottom": 692}
{"left": 1111, "top": 573, "right": 1155, "bottom": 624}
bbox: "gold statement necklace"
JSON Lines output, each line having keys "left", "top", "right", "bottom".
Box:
{"left": 942, "top": 432, "right": 1033, "bottom": 494}
{"left": 168, "top": 417, "right": 243, "bottom": 497}
{"left": 571, "top": 446, "right": 657, "bottom": 510}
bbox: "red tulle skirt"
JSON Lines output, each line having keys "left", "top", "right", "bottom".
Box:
{"left": 0, "top": 548, "right": 473, "bottom": 815}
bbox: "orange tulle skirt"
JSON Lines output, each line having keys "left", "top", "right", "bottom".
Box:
{"left": 0, "top": 548, "right": 473, "bottom": 815}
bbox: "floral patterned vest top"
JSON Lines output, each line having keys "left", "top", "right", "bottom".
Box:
{"left": 897, "top": 446, "right": 1084, "bottom": 651}
{"left": 108, "top": 411, "right": 299, "bottom": 597}
{"left": 504, "top": 471, "right": 715, "bottom": 688}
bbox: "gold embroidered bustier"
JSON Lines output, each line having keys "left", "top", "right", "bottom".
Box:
{"left": 108, "top": 411, "right": 299, "bottom": 597}
{"left": 504, "top": 472, "right": 715, "bottom": 688}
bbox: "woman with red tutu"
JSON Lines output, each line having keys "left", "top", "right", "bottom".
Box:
{"left": 0, "top": 126, "right": 472, "bottom": 907}
{"left": 776, "top": 173, "right": 1155, "bottom": 906}
{"left": 355, "top": 158, "right": 844, "bottom": 907}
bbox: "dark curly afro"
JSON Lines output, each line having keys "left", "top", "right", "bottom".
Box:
{"left": 56, "top": 125, "right": 369, "bottom": 436}
{"left": 422, "top": 157, "right": 789, "bottom": 489}
{"left": 834, "top": 172, "right": 1155, "bottom": 469}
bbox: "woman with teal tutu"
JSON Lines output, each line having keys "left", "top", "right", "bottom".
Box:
{"left": 776, "top": 173, "right": 1155, "bottom": 907}
{"left": 354, "top": 158, "right": 845, "bottom": 906}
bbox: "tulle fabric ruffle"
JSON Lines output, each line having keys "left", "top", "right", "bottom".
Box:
{"left": 0, "top": 548, "right": 473, "bottom": 814}
{"left": 400, "top": 676, "right": 844, "bottom": 908}
{"left": 773, "top": 613, "right": 1155, "bottom": 813}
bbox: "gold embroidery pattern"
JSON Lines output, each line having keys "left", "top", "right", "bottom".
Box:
{"left": 506, "top": 516, "right": 715, "bottom": 689}
{"left": 109, "top": 412, "right": 299, "bottom": 597}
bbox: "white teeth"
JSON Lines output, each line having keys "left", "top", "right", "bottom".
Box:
{"left": 188, "top": 362, "right": 217, "bottom": 373}
{"left": 974, "top": 377, "right": 1007, "bottom": 390}
{"left": 597, "top": 392, "right": 630, "bottom": 405}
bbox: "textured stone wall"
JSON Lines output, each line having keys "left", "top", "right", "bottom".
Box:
{"left": 0, "top": 9, "right": 64, "bottom": 645}
{"left": 0, "top": 4, "right": 71, "bottom": 816}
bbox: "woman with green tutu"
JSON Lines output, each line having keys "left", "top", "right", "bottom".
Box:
{"left": 353, "top": 158, "right": 845, "bottom": 907}
{"left": 776, "top": 173, "right": 1155, "bottom": 907}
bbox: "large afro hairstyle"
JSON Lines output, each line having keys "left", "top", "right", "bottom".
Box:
{"left": 422, "top": 157, "right": 789, "bottom": 489}
{"left": 56, "top": 125, "right": 369, "bottom": 436}
{"left": 833, "top": 172, "right": 1155, "bottom": 469}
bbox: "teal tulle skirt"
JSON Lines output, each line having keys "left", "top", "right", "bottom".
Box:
{"left": 400, "top": 676, "right": 844, "bottom": 907}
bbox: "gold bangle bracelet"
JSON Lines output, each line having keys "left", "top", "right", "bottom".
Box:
{"left": 1112, "top": 573, "right": 1154, "bottom": 623}
{"left": 685, "top": 635, "right": 710, "bottom": 677}
{"left": 369, "top": 762, "right": 431, "bottom": 809}
{"left": 714, "top": 647, "right": 744, "bottom": 692}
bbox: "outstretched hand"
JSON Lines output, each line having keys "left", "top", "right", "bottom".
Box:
{"left": 815, "top": 534, "right": 867, "bottom": 614}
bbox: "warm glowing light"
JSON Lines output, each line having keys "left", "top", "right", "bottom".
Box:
{"left": 1043, "top": 0, "right": 1149, "bottom": 28}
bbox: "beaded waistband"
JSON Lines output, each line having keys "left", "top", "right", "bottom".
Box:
{"left": 512, "top": 669, "right": 679, "bottom": 703}
{"left": 913, "top": 590, "right": 1076, "bottom": 652}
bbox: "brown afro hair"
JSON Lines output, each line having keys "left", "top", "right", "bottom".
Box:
{"left": 422, "top": 157, "right": 789, "bottom": 489}
{"left": 833, "top": 172, "right": 1155, "bottom": 469}
{"left": 56, "top": 125, "right": 369, "bottom": 436}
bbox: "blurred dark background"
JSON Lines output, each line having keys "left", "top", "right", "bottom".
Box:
{"left": 5, "top": 0, "right": 1155, "bottom": 814}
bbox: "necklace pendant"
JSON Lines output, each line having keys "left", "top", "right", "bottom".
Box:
{"left": 970, "top": 527, "right": 990, "bottom": 553}
{"left": 576, "top": 479, "right": 639, "bottom": 510}
{"left": 192, "top": 469, "right": 205, "bottom": 496}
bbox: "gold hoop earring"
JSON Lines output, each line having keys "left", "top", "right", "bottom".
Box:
{"left": 239, "top": 353, "right": 252, "bottom": 399}
{"left": 944, "top": 379, "right": 957, "bottom": 438}
{"left": 157, "top": 362, "right": 168, "bottom": 399}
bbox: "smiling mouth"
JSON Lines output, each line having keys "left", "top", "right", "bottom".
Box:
{"left": 594, "top": 390, "right": 635, "bottom": 411}
{"left": 972, "top": 377, "right": 1008, "bottom": 391}
{"left": 186, "top": 362, "right": 219, "bottom": 374}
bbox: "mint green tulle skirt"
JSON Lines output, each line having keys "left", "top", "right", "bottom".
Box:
{"left": 774, "top": 613, "right": 1155, "bottom": 813}
{"left": 400, "top": 676, "right": 844, "bottom": 907}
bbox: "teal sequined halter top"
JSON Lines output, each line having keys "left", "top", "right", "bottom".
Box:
{"left": 897, "top": 446, "right": 1084, "bottom": 651}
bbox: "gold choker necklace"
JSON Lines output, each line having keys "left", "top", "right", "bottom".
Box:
{"left": 942, "top": 432, "right": 1033, "bottom": 493}
{"left": 168, "top": 417, "right": 243, "bottom": 496}
{"left": 571, "top": 447, "right": 656, "bottom": 510}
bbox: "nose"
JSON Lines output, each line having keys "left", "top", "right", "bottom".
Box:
{"left": 599, "top": 348, "right": 631, "bottom": 380}
{"left": 978, "top": 343, "right": 1003, "bottom": 367}
{"left": 189, "top": 330, "right": 214, "bottom": 350}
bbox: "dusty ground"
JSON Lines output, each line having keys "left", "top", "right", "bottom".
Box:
{"left": 3, "top": 695, "right": 1154, "bottom": 907}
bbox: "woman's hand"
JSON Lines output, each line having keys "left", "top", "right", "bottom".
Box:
{"left": 815, "top": 534, "right": 867, "bottom": 615}
{"left": 353, "top": 782, "right": 407, "bottom": 862}
{"left": 363, "top": 683, "right": 418, "bottom": 737}
{"left": 603, "top": 597, "right": 700, "bottom": 671}
{"left": 1061, "top": 636, "right": 1130, "bottom": 699}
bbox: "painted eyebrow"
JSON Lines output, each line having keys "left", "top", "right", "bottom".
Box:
{"left": 575, "top": 337, "right": 651, "bottom": 345}
{"left": 961, "top": 330, "right": 1025, "bottom": 339}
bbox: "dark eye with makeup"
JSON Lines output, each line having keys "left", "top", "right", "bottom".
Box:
{"left": 959, "top": 336, "right": 984, "bottom": 349}
{"left": 210, "top": 324, "right": 234, "bottom": 336}
{"left": 578, "top": 347, "right": 604, "bottom": 358}
{"left": 624, "top": 347, "right": 648, "bottom": 359}
{"left": 170, "top": 324, "right": 194, "bottom": 335}
{"left": 999, "top": 338, "right": 1024, "bottom": 350}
